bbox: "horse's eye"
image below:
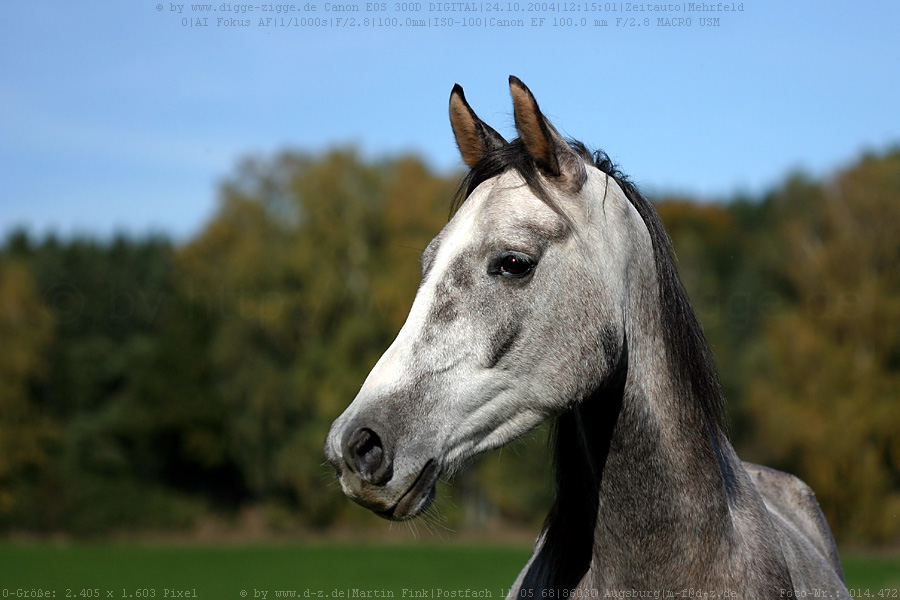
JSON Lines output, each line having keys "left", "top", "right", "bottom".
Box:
{"left": 495, "top": 253, "right": 535, "bottom": 278}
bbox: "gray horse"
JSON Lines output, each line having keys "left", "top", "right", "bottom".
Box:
{"left": 324, "top": 77, "right": 848, "bottom": 598}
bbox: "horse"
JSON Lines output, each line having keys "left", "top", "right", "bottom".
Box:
{"left": 324, "top": 77, "right": 849, "bottom": 598}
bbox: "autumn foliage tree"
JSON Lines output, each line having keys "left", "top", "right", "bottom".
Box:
{"left": 0, "top": 257, "right": 57, "bottom": 517}
{"left": 744, "top": 151, "right": 900, "bottom": 543}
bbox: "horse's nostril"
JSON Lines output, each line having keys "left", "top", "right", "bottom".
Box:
{"left": 344, "top": 427, "right": 393, "bottom": 485}
{"left": 353, "top": 428, "right": 382, "bottom": 468}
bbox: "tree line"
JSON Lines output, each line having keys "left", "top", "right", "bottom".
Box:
{"left": 1, "top": 147, "right": 898, "bottom": 544}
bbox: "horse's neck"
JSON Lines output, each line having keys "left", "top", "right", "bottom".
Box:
{"left": 579, "top": 286, "right": 780, "bottom": 589}
{"left": 587, "top": 358, "right": 733, "bottom": 585}
{"left": 525, "top": 299, "right": 738, "bottom": 592}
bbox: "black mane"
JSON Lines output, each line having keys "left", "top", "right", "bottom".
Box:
{"left": 454, "top": 139, "right": 728, "bottom": 593}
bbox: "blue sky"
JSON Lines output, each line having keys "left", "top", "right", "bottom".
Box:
{"left": 1, "top": 1, "right": 898, "bottom": 239}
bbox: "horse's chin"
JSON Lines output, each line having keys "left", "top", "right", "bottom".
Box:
{"left": 343, "top": 458, "right": 441, "bottom": 521}
{"left": 380, "top": 458, "right": 440, "bottom": 520}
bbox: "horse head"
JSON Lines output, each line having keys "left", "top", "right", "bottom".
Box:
{"left": 324, "top": 77, "right": 648, "bottom": 520}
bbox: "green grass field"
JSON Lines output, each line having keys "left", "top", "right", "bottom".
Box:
{"left": 0, "top": 544, "right": 896, "bottom": 598}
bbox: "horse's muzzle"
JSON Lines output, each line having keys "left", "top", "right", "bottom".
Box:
{"left": 324, "top": 416, "right": 440, "bottom": 521}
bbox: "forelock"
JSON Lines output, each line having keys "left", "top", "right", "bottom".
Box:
{"left": 453, "top": 139, "right": 587, "bottom": 229}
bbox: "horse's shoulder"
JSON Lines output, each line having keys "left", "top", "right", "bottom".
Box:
{"left": 743, "top": 461, "right": 817, "bottom": 508}
{"left": 741, "top": 461, "right": 845, "bottom": 584}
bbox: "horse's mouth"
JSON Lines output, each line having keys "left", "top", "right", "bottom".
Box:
{"left": 376, "top": 459, "right": 439, "bottom": 521}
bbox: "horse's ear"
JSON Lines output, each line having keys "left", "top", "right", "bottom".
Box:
{"left": 450, "top": 84, "right": 507, "bottom": 168}
{"left": 509, "top": 76, "right": 584, "bottom": 182}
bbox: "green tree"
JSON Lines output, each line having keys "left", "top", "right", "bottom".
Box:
{"left": 1, "top": 234, "right": 205, "bottom": 534}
